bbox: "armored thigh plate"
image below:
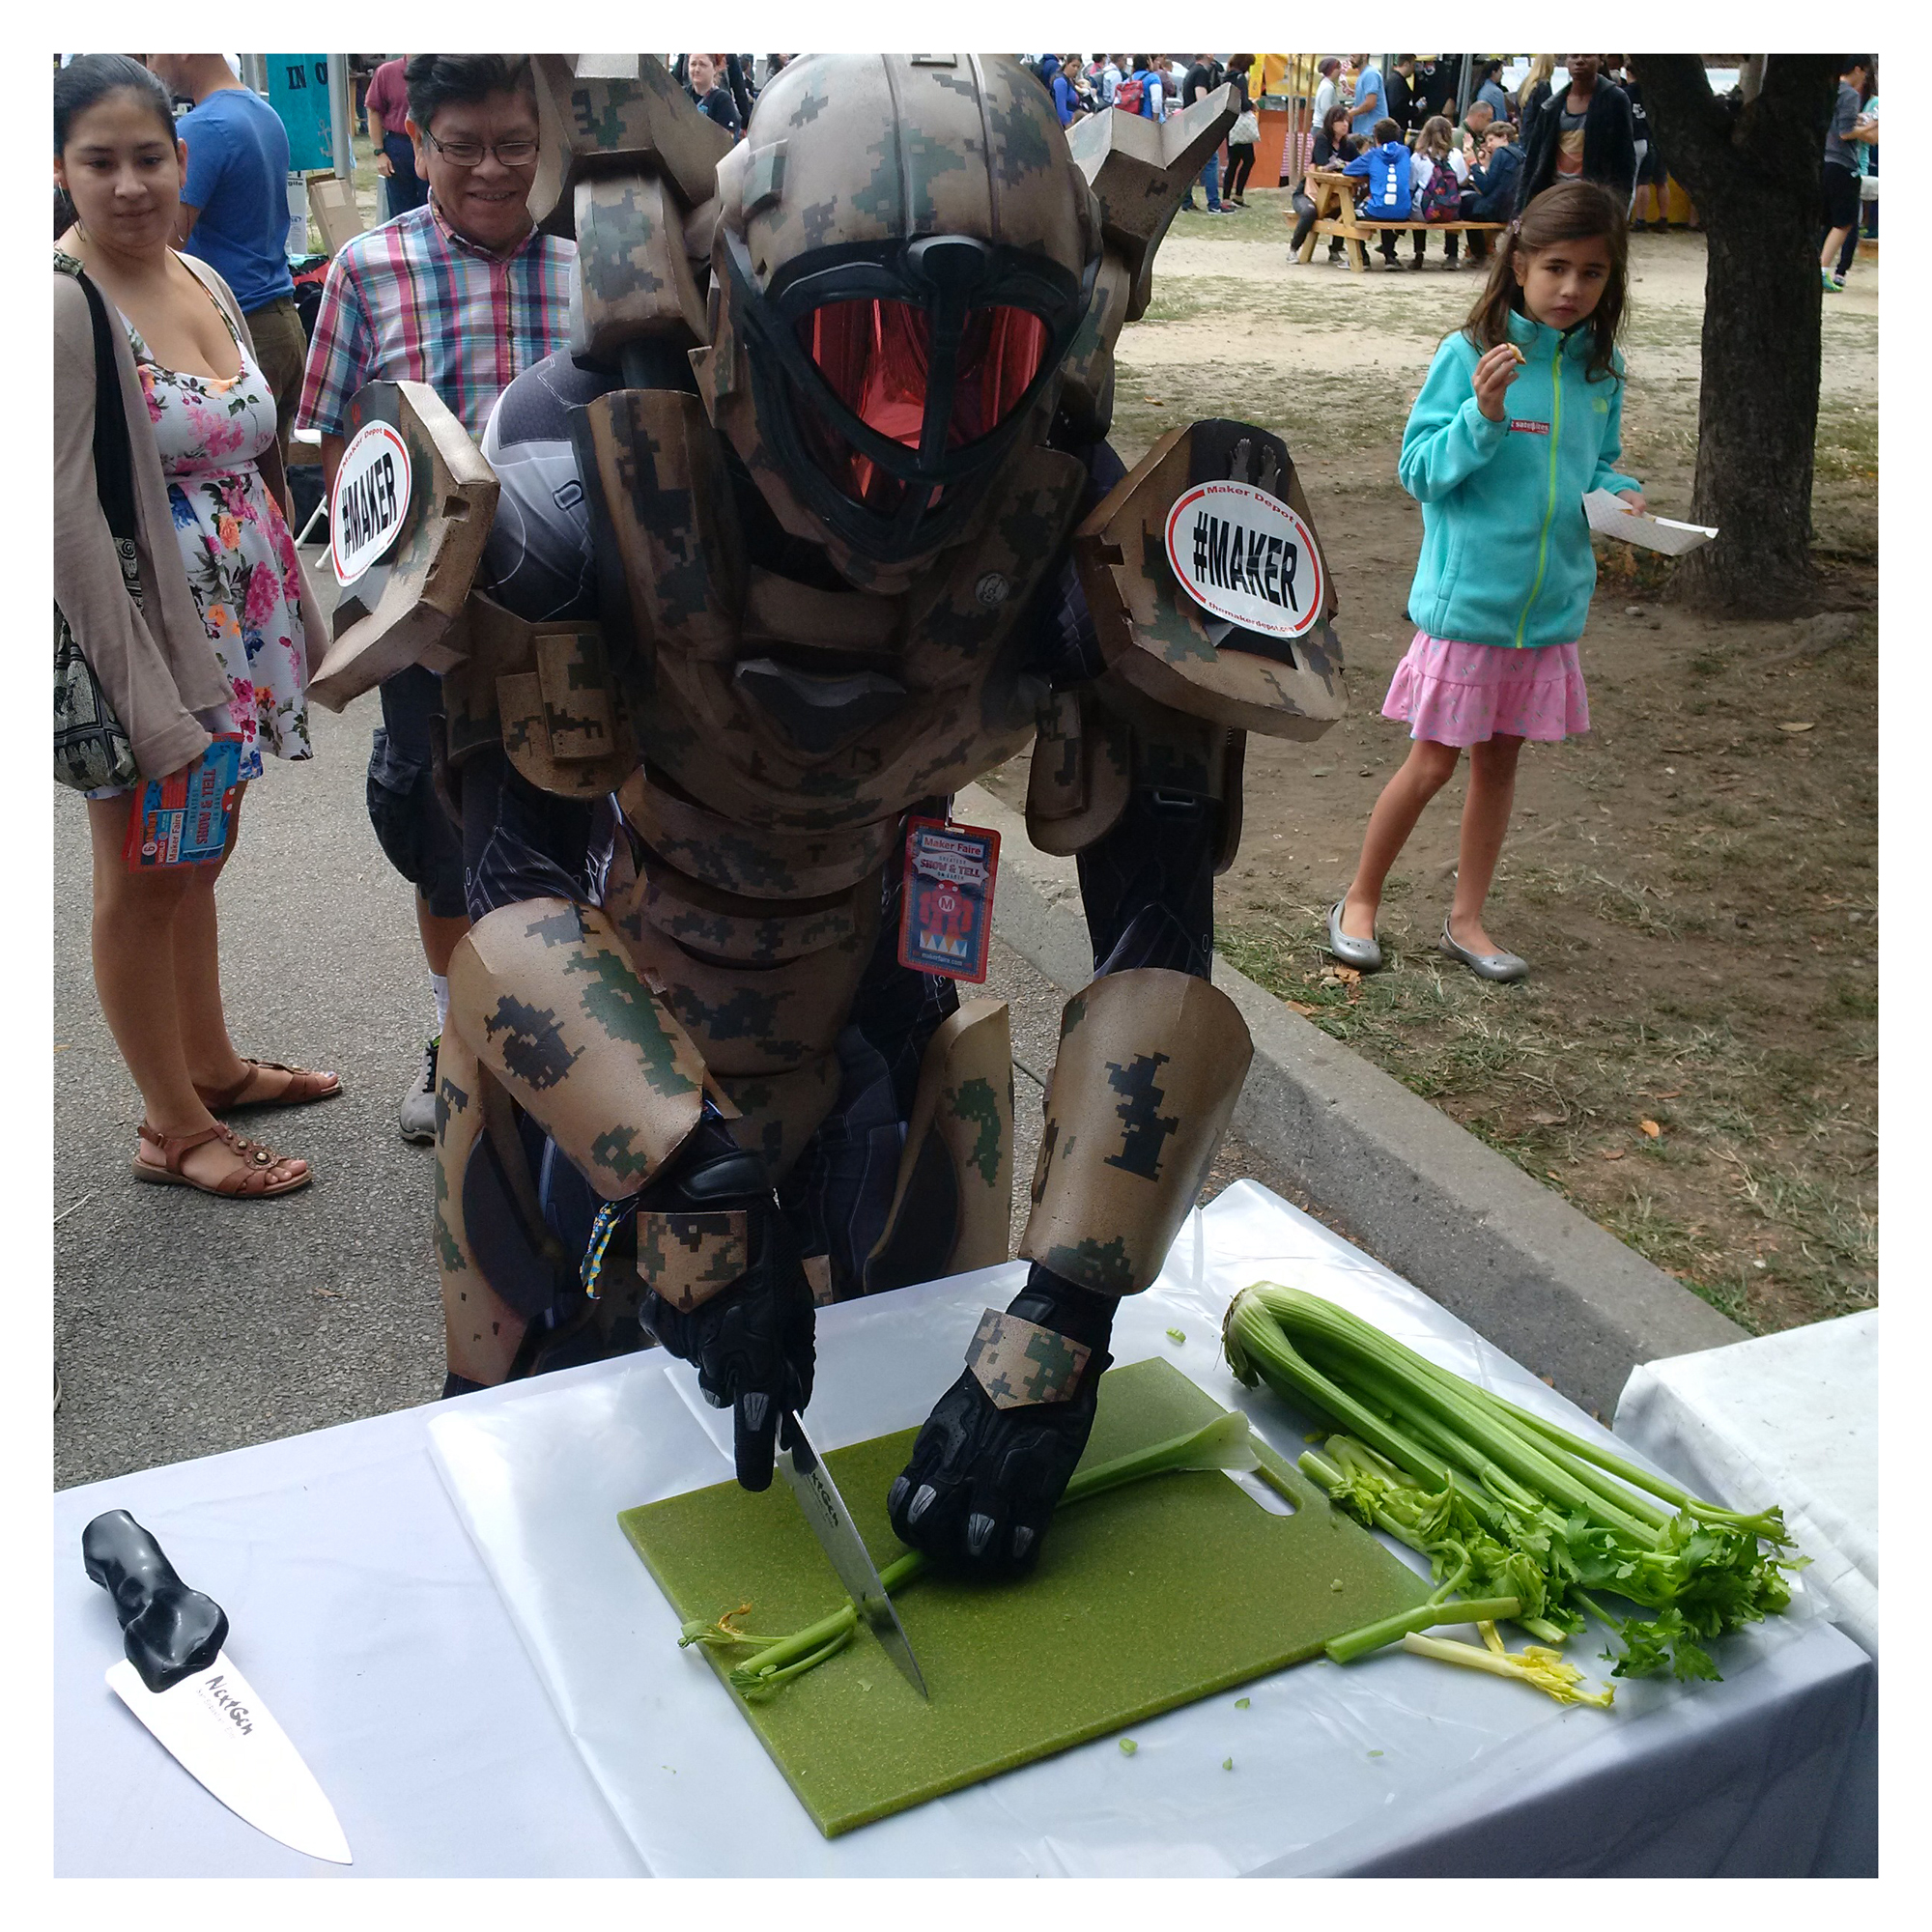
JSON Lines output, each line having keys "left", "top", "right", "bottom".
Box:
{"left": 446, "top": 896, "right": 711, "bottom": 1199}
{"left": 866, "top": 996, "right": 1016, "bottom": 1293}
{"left": 433, "top": 1025, "right": 553, "bottom": 1385}
{"left": 1019, "top": 968, "right": 1253, "bottom": 1295}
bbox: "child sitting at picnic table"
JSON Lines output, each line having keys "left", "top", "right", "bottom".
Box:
{"left": 1461, "top": 122, "right": 1524, "bottom": 257}
{"left": 1343, "top": 115, "right": 1413, "bottom": 268}
{"left": 1409, "top": 115, "right": 1469, "bottom": 269}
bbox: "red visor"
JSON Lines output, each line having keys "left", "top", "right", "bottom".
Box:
{"left": 793, "top": 298, "right": 1050, "bottom": 507}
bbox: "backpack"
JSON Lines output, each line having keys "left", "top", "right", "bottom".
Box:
{"left": 1115, "top": 71, "right": 1145, "bottom": 115}
{"left": 1419, "top": 155, "right": 1462, "bottom": 221}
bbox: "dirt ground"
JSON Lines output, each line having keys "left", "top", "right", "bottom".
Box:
{"left": 981, "top": 189, "right": 1878, "bottom": 1335}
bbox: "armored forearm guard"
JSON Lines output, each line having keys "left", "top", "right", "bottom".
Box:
{"left": 1017, "top": 967, "right": 1253, "bottom": 1295}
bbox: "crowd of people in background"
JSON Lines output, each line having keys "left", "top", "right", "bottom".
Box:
{"left": 51, "top": 48, "right": 1878, "bottom": 1208}
{"left": 1279, "top": 56, "right": 1649, "bottom": 271}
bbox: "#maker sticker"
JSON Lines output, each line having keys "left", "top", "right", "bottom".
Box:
{"left": 330, "top": 419, "right": 412, "bottom": 587}
{"left": 898, "top": 817, "right": 1000, "bottom": 984}
{"left": 1164, "top": 479, "right": 1324, "bottom": 640}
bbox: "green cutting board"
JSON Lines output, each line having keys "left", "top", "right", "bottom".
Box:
{"left": 620, "top": 1357, "right": 1428, "bottom": 1836}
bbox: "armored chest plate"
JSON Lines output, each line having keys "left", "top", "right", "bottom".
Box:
{"left": 575, "top": 387, "right": 1086, "bottom": 834}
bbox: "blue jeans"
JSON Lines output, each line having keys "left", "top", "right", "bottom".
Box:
{"left": 382, "top": 131, "right": 428, "bottom": 219}
{"left": 1183, "top": 152, "right": 1223, "bottom": 212}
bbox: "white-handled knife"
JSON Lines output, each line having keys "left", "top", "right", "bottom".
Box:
{"left": 82, "top": 1510, "right": 353, "bottom": 1864}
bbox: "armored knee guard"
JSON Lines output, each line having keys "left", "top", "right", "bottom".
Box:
{"left": 433, "top": 1024, "right": 558, "bottom": 1385}
{"left": 1018, "top": 968, "right": 1253, "bottom": 1296}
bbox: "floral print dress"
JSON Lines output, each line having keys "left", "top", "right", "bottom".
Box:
{"left": 113, "top": 263, "right": 312, "bottom": 777}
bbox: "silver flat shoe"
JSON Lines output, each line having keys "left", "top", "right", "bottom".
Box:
{"left": 1326, "top": 900, "right": 1383, "bottom": 972}
{"left": 1438, "top": 918, "right": 1527, "bottom": 982}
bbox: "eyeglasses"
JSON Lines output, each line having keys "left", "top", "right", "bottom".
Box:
{"left": 424, "top": 129, "right": 539, "bottom": 169}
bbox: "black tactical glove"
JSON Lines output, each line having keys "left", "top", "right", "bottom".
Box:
{"left": 635, "top": 1117, "right": 815, "bottom": 1492}
{"left": 885, "top": 1264, "right": 1116, "bottom": 1577}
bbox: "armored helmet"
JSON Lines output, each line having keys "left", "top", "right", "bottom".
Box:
{"left": 699, "top": 53, "right": 1102, "bottom": 581}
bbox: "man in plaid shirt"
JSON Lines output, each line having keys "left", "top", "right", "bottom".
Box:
{"left": 297, "top": 54, "right": 575, "bottom": 1145}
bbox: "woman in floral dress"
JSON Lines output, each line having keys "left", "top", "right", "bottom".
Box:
{"left": 54, "top": 55, "right": 336, "bottom": 1199}
{"left": 138, "top": 291, "right": 315, "bottom": 778}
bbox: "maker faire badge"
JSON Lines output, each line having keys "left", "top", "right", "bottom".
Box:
{"left": 122, "top": 735, "right": 243, "bottom": 869}
{"left": 899, "top": 817, "right": 1000, "bottom": 984}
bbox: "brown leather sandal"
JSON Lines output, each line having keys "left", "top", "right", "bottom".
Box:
{"left": 131, "top": 1122, "right": 312, "bottom": 1198}
{"left": 193, "top": 1058, "right": 343, "bottom": 1112}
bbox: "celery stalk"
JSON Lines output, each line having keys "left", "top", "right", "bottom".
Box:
{"left": 699, "top": 1406, "right": 1265, "bottom": 1700}
{"left": 1401, "top": 1632, "right": 1614, "bottom": 1708}
{"left": 1324, "top": 1596, "right": 1522, "bottom": 1664}
{"left": 1234, "top": 1284, "right": 1804, "bottom": 1689}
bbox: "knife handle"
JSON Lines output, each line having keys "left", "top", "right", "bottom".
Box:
{"left": 81, "top": 1510, "right": 229, "bottom": 1694}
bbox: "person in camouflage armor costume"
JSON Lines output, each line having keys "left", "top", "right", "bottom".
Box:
{"left": 306, "top": 53, "right": 1349, "bottom": 1578}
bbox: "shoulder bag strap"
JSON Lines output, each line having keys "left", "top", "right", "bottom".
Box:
{"left": 71, "top": 268, "right": 142, "bottom": 547}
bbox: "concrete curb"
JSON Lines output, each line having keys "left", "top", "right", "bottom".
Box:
{"left": 958, "top": 781, "right": 1745, "bottom": 1419}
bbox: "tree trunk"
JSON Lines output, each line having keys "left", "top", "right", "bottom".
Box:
{"left": 1632, "top": 55, "right": 1837, "bottom": 615}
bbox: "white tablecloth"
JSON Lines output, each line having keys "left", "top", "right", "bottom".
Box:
{"left": 1613, "top": 1308, "right": 1879, "bottom": 1876}
{"left": 53, "top": 1183, "right": 1873, "bottom": 1877}
{"left": 1615, "top": 1309, "right": 1878, "bottom": 1658}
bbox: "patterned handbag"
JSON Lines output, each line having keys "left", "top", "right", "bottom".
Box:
{"left": 54, "top": 251, "right": 141, "bottom": 793}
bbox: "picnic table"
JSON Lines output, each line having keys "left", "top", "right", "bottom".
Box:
{"left": 1293, "top": 166, "right": 1506, "bottom": 272}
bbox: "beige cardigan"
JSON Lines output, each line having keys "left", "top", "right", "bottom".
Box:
{"left": 53, "top": 250, "right": 327, "bottom": 778}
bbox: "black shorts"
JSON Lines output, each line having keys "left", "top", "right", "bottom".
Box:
{"left": 456, "top": 746, "right": 605, "bottom": 922}
{"left": 1822, "top": 161, "right": 1861, "bottom": 232}
{"left": 365, "top": 665, "right": 469, "bottom": 919}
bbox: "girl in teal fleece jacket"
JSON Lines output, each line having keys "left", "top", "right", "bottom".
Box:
{"left": 1332, "top": 182, "right": 1643, "bottom": 981}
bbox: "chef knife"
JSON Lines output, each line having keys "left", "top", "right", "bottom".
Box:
{"left": 81, "top": 1510, "right": 353, "bottom": 1864}
{"left": 776, "top": 1411, "right": 928, "bottom": 1699}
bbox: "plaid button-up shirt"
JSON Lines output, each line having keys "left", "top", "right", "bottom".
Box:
{"left": 296, "top": 200, "right": 576, "bottom": 441}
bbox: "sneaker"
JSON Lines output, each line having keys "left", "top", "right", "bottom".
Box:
{"left": 400, "top": 1035, "right": 440, "bottom": 1145}
{"left": 1821, "top": 268, "right": 1842, "bottom": 294}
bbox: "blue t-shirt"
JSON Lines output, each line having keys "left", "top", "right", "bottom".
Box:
{"left": 177, "top": 87, "right": 294, "bottom": 313}
{"left": 1349, "top": 65, "right": 1385, "bottom": 137}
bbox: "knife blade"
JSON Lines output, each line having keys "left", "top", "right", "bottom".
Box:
{"left": 776, "top": 1412, "right": 928, "bottom": 1699}
{"left": 82, "top": 1510, "right": 353, "bottom": 1864}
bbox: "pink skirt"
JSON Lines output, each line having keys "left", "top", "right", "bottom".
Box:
{"left": 1381, "top": 631, "right": 1590, "bottom": 745}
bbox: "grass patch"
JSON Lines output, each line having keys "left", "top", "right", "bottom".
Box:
{"left": 1133, "top": 275, "right": 1264, "bottom": 325}
{"left": 1216, "top": 896, "right": 1875, "bottom": 1334}
{"left": 1111, "top": 357, "right": 1415, "bottom": 476}
{"left": 1813, "top": 402, "right": 1879, "bottom": 483}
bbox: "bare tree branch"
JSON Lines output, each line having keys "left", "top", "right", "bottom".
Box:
{"left": 1630, "top": 55, "right": 1737, "bottom": 204}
